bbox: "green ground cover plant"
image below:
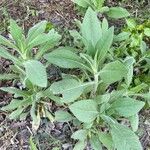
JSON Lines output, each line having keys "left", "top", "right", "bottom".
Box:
{"left": 113, "top": 18, "right": 150, "bottom": 100}
{"left": 0, "top": 20, "right": 61, "bottom": 131}
{"left": 0, "top": 2, "right": 149, "bottom": 150}
{"left": 72, "top": 0, "right": 130, "bottom": 19}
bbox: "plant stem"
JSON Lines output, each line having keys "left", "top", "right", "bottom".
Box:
{"left": 90, "top": 73, "right": 99, "bottom": 98}
{"left": 94, "top": 73, "right": 99, "bottom": 95}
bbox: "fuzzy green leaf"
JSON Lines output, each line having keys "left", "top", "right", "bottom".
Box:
{"left": 69, "top": 100, "right": 98, "bottom": 123}
{"left": 111, "top": 123, "right": 142, "bottom": 150}
{"left": 73, "top": 141, "right": 86, "bottom": 150}
{"left": 35, "top": 29, "right": 61, "bottom": 59}
{"left": 27, "top": 21, "right": 47, "bottom": 42}
{"left": 96, "top": 26, "right": 114, "bottom": 63}
{"left": 0, "top": 47, "right": 21, "bottom": 64}
{"left": 0, "top": 87, "right": 30, "bottom": 97}
{"left": 98, "top": 132, "right": 113, "bottom": 150}
{"left": 110, "top": 97, "right": 145, "bottom": 117}
{"left": 0, "top": 35, "right": 17, "bottom": 49}
{"left": 0, "top": 74, "right": 18, "bottom": 80}
{"left": 81, "top": 7, "right": 102, "bottom": 55}
{"left": 126, "top": 18, "right": 136, "bottom": 29}
{"left": 90, "top": 134, "right": 102, "bottom": 150}
{"left": 50, "top": 79, "right": 94, "bottom": 103}
{"left": 144, "top": 28, "right": 150, "bottom": 37}
{"left": 106, "top": 7, "right": 130, "bottom": 19}
{"left": 124, "top": 56, "right": 135, "bottom": 86}
{"left": 1, "top": 99, "right": 31, "bottom": 111}
{"left": 9, "top": 107, "right": 24, "bottom": 119}
{"left": 129, "top": 114, "right": 139, "bottom": 132}
{"left": 24, "top": 60, "right": 47, "bottom": 87}
{"left": 114, "top": 32, "right": 130, "bottom": 42}
{"left": 102, "top": 18, "right": 108, "bottom": 33}
{"left": 9, "top": 19, "right": 24, "bottom": 44}
{"left": 44, "top": 47, "right": 90, "bottom": 71}
{"left": 71, "top": 130, "right": 87, "bottom": 141}
{"left": 27, "top": 33, "right": 55, "bottom": 51}
{"left": 72, "top": 0, "right": 90, "bottom": 8}
{"left": 55, "top": 110, "right": 73, "bottom": 122}
{"left": 99, "top": 61, "right": 128, "bottom": 84}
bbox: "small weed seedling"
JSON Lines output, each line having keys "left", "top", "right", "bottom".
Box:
{"left": 114, "top": 19, "right": 150, "bottom": 94}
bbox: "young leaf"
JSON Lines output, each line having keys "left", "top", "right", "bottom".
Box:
{"left": 69, "top": 100, "right": 98, "bottom": 123}
{"left": 29, "top": 136, "right": 38, "bottom": 150}
{"left": 130, "top": 83, "right": 148, "bottom": 93}
{"left": 27, "top": 33, "right": 55, "bottom": 51}
{"left": 144, "top": 28, "right": 150, "bottom": 37}
{"left": 0, "top": 35, "right": 17, "bottom": 49}
{"left": 124, "top": 56, "right": 135, "bottom": 86}
{"left": 1, "top": 99, "right": 30, "bottom": 111}
{"left": 43, "top": 89, "right": 63, "bottom": 105}
{"left": 99, "top": 61, "right": 128, "bottom": 84}
{"left": 27, "top": 21, "right": 47, "bottom": 42}
{"left": 44, "top": 47, "right": 91, "bottom": 71}
{"left": 0, "top": 47, "right": 21, "bottom": 64}
{"left": 71, "top": 130, "right": 87, "bottom": 141}
{"left": 73, "top": 141, "right": 86, "bottom": 150}
{"left": 24, "top": 60, "right": 47, "bottom": 87}
{"left": 72, "top": 0, "right": 90, "bottom": 8}
{"left": 30, "top": 101, "right": 41, "bottom": 131}
{"left": 9, "top": 107, "right": 24, "bottom": 119}
{"left": 110, "top": 123, "right": 142, "bottom": 150}
{"left": 55, "top": 110, "right": 73, "bottom": 122}
{"left": 129, "top": 114, "right": 139, "bottom": 132}
{"left": 126, "top": 18, "right": 136, "bottom": 29}
{"left": 50, "top": 79, "right": 94, "bottom": 103}
{"left": 98, "top": 132, "right": 113, "bottom": 150}
{"left": 92, "top": 0, "right": 105, "bottom": 10}
{"left": 0, "top": 87, "right": 30, "bottom": 97}
{"left": 0, "top": 74, "right": 18, "bottom": 80}
{"left": 9, "top": 19, "right": 24, "bottom": 44}
{"left": 45, "top": 110, "right": 54, "bottom": 122}
{"left": 90, "top": 134, "right": 102, "bottom": 150}
{"left": 140, "top": 41, "right": 147, "bottom": 54}
{"left": 114, "top": 32, "right": 130, "bottom": 42}
{"left": 135, "top": 93, "right": 150, "bottom": 104}
{"left": 81, "top": 7, "right": 102, "bottom": 55}
{"left": 69, "top": 30, "right": 82, "bottom": 42}
{"left": 95, "top": 94, "right": 110, "bottom": 104}
{"left": 106, "top": 7, "right": 130, "bottom": 19}
{"left": 35, "top": 29, "right": 61, "bottom": 59}
{"left": 101, "top": 18, "right": 108, "bottom": 33}
{"left": 96, "top": 27, "right": 114, "bottom": 63}
{"left": 109, "top": 97, "right": 145, "bottom": 117}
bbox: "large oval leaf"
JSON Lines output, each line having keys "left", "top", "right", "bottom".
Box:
{"left": 106, "top": 7, "right": 130, "bottom": 19}
{"left": 24, "top": 60, "right": 47, "bottom": 87}
{"left": 50, "top": 79, "right": 94, "bottom": 103}
{"left": 111, "top": 123, "right": 142, "bottom": 150}
{"left": 44, "top": 47, "right": 90, "bottom": 71}
{"left": 99, "top": 61, "right": 128, "bottom": 84}
{"left": 69, "top": 100, "right": 98, "bottom": 123}
{"left": 109, "top": 97, "right": 145, "bottom": 117}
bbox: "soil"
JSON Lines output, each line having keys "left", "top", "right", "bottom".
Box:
{"left": 0, "top": 0, "right": 150, "bottom": 150}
